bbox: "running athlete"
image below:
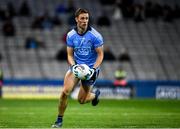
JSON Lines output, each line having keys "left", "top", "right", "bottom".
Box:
{"left": 52, "top": 8, "right": 104, "bottom": 128}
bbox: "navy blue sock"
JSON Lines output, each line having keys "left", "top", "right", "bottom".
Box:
{"left": 56, "top": 115, "right": 63, "bottom": 123}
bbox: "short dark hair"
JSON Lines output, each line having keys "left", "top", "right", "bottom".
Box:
{"left": 75, "top": 8, "right": 89, "bottom": 17}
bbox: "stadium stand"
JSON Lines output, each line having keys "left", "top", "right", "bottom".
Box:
{"left": 0, "top": 0, "right": 180, "bottom": 81}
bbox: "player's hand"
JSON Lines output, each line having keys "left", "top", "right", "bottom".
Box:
{"left": 86, "top": 68, "right": 96, "bottom": 80}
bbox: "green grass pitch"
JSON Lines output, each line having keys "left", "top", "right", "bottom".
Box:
{"left": 0, "top": 99, "right": 180, "bottom": 128}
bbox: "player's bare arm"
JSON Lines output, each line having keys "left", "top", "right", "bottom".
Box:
{"left": 93, "top": 45, "right": 104, "bottom": 69}
{"left": 67, "top": 46, "right": 75, "bottom": 66}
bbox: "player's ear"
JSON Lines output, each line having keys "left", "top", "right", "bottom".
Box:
{"left": 75, "top": 17, "right": 78, "bottom": 23}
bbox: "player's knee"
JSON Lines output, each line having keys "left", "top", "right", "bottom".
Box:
{"left": 60, "top": 90, "right": 70, "bottom": 99}
{"left": 63, "top": 89, "right": 71, "bottom": 96}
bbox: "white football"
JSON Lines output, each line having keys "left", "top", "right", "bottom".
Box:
{"left": 73, "top": 64, "right": 91, "bottom": 80}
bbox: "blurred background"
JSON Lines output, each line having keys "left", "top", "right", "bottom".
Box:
{"left": 0, "top": 0, "right": 180, "bottom": 99}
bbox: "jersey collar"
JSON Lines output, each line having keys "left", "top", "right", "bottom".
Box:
{"left": 74, "top": 26, "right": 92, "bottom": 36}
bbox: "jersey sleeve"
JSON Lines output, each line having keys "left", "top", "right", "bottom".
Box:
{"left": 94, "top": 34, "right": 103, "bottom": 48}
{"left": 66, "top": 33, "right": 73, "bottom": 47}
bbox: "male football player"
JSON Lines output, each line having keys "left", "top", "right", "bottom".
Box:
{"left": 52, "top": 8, "right": 104, "bottom": 128}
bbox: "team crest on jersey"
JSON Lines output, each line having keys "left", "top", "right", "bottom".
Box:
{"left": 74, "top": 47, "right": 91, "bottom": 55}
{"left": 73, "top": 37, "right": 92, "bottom": 55}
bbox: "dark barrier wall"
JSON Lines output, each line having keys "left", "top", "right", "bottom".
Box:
{"left": 130, "top": 80, "right": 180, "bottom": 98}
{"left": 3, "top": 79, "right": 180, "bottom": 98}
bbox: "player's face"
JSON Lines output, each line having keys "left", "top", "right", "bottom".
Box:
{"left": 76, "top": 13, "right": 89, "bottom": 30}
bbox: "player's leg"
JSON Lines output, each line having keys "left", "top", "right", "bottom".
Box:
{"left": 52, "top": 70, "right": 79, "bottom": 128}
{"left": 77, "top": 84, "right": 95, "bottom": 104}
{"left": 77, "top": 69, "right": 100, "bottom": 105}
{"left": 77, "top": 84, "right": 100, "bottom": 106}
{"left": 58, "top": 71, "right": 79, "bottom": 116}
